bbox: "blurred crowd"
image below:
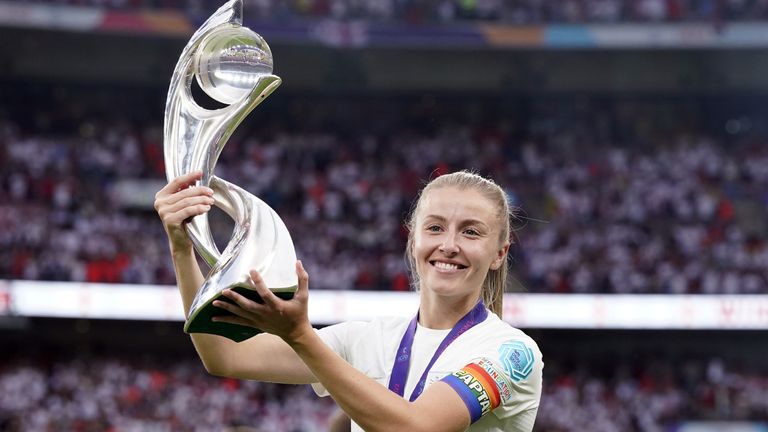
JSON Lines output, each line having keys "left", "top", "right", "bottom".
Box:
{"left": 0, "top": 355, "right": 765, "bottom": 431}
{"left": 523, "top": 139, "right": 768, "bottom": 295}
{"left": 18, "top": 0, "right": 768, "bottom": 24}
{"left": 537, "top": 357, "right": 768, "bottom": 431}
{"left": 0, "top": 356, "right": 336, "bottom": 431}
{"left": 1, "top": 96, "right": 767, "bottom": 295}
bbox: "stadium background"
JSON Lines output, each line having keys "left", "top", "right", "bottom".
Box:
{"left": 1, "top": 1, "right": 768, "bottom": 431}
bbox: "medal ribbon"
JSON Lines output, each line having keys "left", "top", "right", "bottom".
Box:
{"left": 387, "top": 300, "right": 487, "bottom": 401}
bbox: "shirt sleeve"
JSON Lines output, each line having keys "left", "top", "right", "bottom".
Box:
{"left": 440, "top": 337, "right": 543, "bottom": 424}
{"left": 310, "top": 321, "right": 361, "bottom": 397}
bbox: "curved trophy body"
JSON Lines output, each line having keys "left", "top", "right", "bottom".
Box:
{"left": 164, "top": 0, "right": 297, "bottom": 342}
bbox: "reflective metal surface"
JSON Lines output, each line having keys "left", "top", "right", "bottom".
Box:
{"left": 195, "top": 26, "right": 273, "bottom": 104}
{"left": 163, "top": 0, "right": 297, "bottom": 342}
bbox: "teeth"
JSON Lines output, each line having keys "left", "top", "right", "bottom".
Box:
{"left": 434, "top": 261, "right": 459, "bottom": 270}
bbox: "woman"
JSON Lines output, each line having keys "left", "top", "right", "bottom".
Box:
{"left": 154, "top": 170, "right": 542, "bottom": 432}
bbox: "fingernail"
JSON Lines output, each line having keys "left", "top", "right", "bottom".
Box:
{"left": 205, "top": 187, "right": 214, "bottom": 195}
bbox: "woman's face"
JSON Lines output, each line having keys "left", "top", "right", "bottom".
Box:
{"left": 412, "top": 186, "right": 507, "bottom": 300}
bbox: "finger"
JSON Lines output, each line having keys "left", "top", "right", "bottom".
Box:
{"left": 155, "top": 188, "right": 214, "bottom": 221}
{"left": 155, "top": 185, "right": 214, "bottom": 214}
{"left": 162, "top": 203, "right": 212, "bottom": 226}
{"left": 295, "top": 260, "right": 309, "bottom": 301}
{"left": 164, "top": 185, "right": 215, "bottom": 206}
{"left": 156, "top": 171, "right": 202, "bottom": 198}
{"left": 212, "top": 298, "right": 244, "bottom": 315}
{"left": 163, "top": 195, "right": 215, "bottom": 216}
{"left": 220, "top": 289, "right": 270, "bottom": 314}
{"left": 248, "top": 270, "right": 282, "bottom": 308}
{"left": 213, "top": 296, "right": 262, "bottom": 319}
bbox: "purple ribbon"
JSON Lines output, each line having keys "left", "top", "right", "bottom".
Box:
{"left": 387, "top": 300, "right": 488, "bottom": 401}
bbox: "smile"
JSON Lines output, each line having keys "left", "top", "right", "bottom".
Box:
{"left": 430, "top": 260, "right": 467, "bottom": 271}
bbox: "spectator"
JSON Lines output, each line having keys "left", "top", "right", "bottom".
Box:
{"left": 1, "top": 97, "right": 766, "bottom": 295}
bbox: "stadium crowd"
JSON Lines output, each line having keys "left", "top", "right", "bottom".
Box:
{"left": 0, "top": 355, "right": 765, "bottom": 431}
{"left": 1, "top": 97, "right": 767, "bottom": 295}
{"left": 0, "top": 356, "right": 336, "bottom": 431}
{"left": 19, "top": 0, "right": 768, "bottom": 24}
{"left": 537, "top": 357, "right": 768, "bottom": 431}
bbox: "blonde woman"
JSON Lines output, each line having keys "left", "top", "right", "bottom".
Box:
{"left": 155, "top": 170, "right": 543, "bottom": 432}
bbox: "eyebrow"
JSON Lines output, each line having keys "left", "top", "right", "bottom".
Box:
{"left": 423, "top": 214, "right": 490, "bottom": 229}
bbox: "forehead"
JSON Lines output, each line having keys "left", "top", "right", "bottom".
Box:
{"left": 417, "top": 186, "right": 497, "bottom": 224}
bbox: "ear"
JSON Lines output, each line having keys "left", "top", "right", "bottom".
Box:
{"left": 489, "top": 241, "right": 510, "bottom": 271}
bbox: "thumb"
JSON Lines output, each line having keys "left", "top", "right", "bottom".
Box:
{"left": 295, "top": 260, "right": 309, "bottom": 301}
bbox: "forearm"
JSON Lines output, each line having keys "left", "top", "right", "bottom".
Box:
{"left": 157, "top": 174, "right": 297, "bottom": 380}
{"left": 171, "top": 244, "right": 239, "bottom": 375}
{"left": 171, "top": 244, "right": 204, "bottom": 315}
{"left": 171, "top": 254, "right": 469, "bottom": 428}
{"left": 197, "top": 262, "right": 466, "bottom": 425}
{"left": 170, "top": 247, "right": 318, "bottom": 383}
{"left": 287, "top": 328, "right": 425, "bottom": 432}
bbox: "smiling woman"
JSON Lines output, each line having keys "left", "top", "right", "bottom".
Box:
{"left": 154, "top": 170, "right": 542, "bottom": 432}
{"left": 406, "top": 172, "right": 513, "bottom": 326}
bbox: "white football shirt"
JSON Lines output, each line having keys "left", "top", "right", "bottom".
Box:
{"left": 313, "top": 311, "right": 543, "bottom": 432}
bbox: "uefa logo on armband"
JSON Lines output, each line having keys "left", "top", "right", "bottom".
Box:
{"left": 499, "top": 341, "right": 535, "bottom": 382}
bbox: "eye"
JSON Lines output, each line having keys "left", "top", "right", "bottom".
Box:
{"left": 463, "top": 228, "right": 480, "bottom": 237}
{"left": 426, "top": 225, "right": 443, "bottom": 232}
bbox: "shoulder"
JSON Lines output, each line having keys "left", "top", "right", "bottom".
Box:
{"left": 482, "top": 313, "right": 543, "bottom": 381}
{"left": 474, "top": 312, "right": 542, "bottom": 358}
{"left": 448, "top": 312, "right": 543, "bottom": 412}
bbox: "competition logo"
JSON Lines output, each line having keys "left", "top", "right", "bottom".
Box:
{"left": 442, "top": 363, "right": 502, "bottom": 423}
{"left": 475, "top": 357, "right": 512, "bottom": 402}
{"left": 499, "top": 341, "right": 535, "bottom": 382}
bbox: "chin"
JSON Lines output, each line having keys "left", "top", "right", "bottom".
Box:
{"left": 423, "top": 279, "right": 471, "bottom": 298}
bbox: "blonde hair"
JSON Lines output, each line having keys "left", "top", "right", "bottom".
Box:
{"left": 405, "top": 171, "right": 512, "bottom": 317}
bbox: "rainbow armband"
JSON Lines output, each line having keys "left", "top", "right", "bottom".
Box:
{"left": 441, "top": 361, "right": 503, "bottom": 423}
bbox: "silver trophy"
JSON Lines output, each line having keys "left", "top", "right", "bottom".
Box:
{"left": 164, "top": 0, "right": 297, "bottom": 342}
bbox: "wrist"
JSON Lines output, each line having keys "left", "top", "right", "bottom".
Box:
{"left": 284, "top": 322, "right": 315, "bottom": 349}
{"left": 170, "top": 241, "right": 194, "bottom": 258}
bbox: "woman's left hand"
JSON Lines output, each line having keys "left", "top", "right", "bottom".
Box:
{"left": 212, "top": 261, "right": 312, "bottom": 343}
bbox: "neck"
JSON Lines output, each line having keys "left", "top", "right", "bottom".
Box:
{"left": 418, "top": 292, "right": 481, "bottom": 330}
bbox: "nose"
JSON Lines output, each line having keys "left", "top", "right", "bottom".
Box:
{"left": 439, "top": 232, "right": 459, "bottom": 255}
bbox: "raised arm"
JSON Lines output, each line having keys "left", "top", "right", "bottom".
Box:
{"left": 212, "top": 264, "right": 474, "bottom": 432}
{"left": 154, "top": 171, "right": 316, "bottom": 384}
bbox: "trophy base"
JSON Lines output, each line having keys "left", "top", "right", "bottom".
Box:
{"left": 184, "top": 286, "right": 295, "bottom": 342}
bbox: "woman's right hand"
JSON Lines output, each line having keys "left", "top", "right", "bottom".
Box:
{"left": 154, "top": 171, "right": 215, "bottom": 252}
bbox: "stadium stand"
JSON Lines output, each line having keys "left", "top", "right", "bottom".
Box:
{"left": 1, "top": 353, "right": 766, "bottom": 431}
{"left": 2, "top": 95, "right": 766, "bottom": 294}
{"left": 15, "top": 0, "right": 768, "bottom": 23}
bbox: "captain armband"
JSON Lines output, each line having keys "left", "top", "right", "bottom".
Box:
{"left": 441, "top": 341, "right": 535, "bottom": 423}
